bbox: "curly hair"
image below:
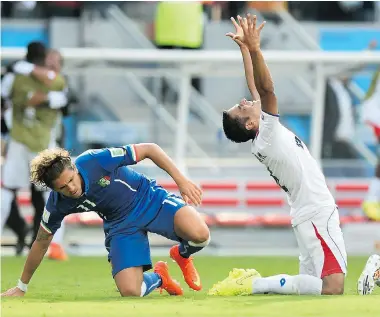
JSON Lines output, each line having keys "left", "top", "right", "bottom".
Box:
{"left": 30, "top": 148, "right": 73, "bottom": 189}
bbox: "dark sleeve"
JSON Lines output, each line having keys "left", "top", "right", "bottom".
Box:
{"left": 40, "top": 192, "right": 69, "bottom": 235}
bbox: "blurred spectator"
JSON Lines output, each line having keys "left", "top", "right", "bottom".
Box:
{"left": 154, "top": 1, "right": 204, "bottom": 100}
{"left": 0, "top": 42, "right": 68, "bottom": 257}
{"left": 41, "top": 1, "right": 81, "bottom": 18}
{"left": 322, "top": 77, "right": 358, "bottom": 159}
{"left": 361, "top": 66, "right": 380, "bottom": 221}
{"left": 248, "top": 1, "right": 287, "bottom": 12}
{"left": 1, "top": 1, "right": 14, "bottom": 18}
{"left": 205, "top": 1, "right": 247, "bottom": 21}
{"left": 288, "top": 1, "right": 375, "bottom": 22}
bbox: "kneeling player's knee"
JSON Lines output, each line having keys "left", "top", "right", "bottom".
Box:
{"left": 119, "top": 285, "right": 141, "bottom": 297}
{"left": 322, "top": 276, "right": 344, "bottom": 295}
{"left": 191, "top": 227, "right": 210, "bottom": 245}
{"left": 322, "top": 285, "right": 344, "bottom": 295}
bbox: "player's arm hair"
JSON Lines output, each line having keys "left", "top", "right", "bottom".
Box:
{"left": 133, "top": 143, "right": 187, "bottom": 185}
{"left": 240, "top": 45, "right": 260, "bottom": 101}
{"left": 20, "top": 226, "right": 53, "bottom": 284}
{"left": 249, "top": 48, "right": 278, "bottom": 115}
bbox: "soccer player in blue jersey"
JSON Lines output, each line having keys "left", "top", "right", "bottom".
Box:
{"left": 1, "top": 143, "right": 210, "bottom": 297}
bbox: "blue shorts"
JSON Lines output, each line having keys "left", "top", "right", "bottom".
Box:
{"left": 107, "top": 194, "right": 186, "bottom": 277}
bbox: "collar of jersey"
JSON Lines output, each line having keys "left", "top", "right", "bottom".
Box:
{"left": 76, "top": 164, "right": 90, "bottom": 194}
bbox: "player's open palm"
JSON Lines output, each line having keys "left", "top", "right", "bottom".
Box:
{"left": 178, "top": 179, "right": 203, "bottom": 207}
{"left": 226, "top": 16, "right": 245, "bottom": 47}
{"left": 1, "top": 287, "right": 25, "bottom": 297}
{"left": 239, "top": 14, "right": 266, "bottom": 52}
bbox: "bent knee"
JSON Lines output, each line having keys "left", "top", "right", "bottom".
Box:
{"left": 322, "top": 285, "right": 344, "bottom": 295}
{"left": 322, "top": 274, "right": 345, "bottom": 295}
{"left": 190, "top": 227, "right": 210, "bottom": 244}
{"left": 119, "top": 286, "right": 141, "bottom": 297}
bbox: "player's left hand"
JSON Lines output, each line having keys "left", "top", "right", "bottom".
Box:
{"left": 177, "top": 179, "right": 202, "bottom": 206}
{"left": 226, "top": 16, "right": 245, "bottom": 47}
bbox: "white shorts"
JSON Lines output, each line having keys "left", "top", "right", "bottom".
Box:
{"left": 2, "top": 139, "right": 37, "bottom": 189}
{"left": 293, "top": 207, "right": 347, "bottom": 279}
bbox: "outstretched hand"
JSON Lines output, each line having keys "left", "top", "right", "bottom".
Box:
{"left": 226, "top": 14, "right": 266, "bottom": 51}
{"left": 1, "top": 287, "right": 25, "bottom": 297}
{"left": 226, "top": 16, "right": 245, "bottom": 47}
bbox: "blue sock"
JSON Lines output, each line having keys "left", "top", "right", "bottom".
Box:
{"left": 178, "top": 240, "right": 206, "bottom": 258}
{"left": 141, "top": 272, "right": 162, "bottom": 297}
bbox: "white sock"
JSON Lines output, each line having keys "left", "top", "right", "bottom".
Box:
{"left": 52, "top": 222, "right": 65, "bottom": 244}
{"left": 366, "top": 177, "right": 380, "bottom": 202}
{"left": 252, "top": 274, "right": 322, "bottom": 295}
{"left": 1, "top": 188, "right": 14, "bottom": 231}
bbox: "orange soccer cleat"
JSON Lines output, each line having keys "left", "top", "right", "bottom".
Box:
{"left": 47, "top": 242, "right": 68, "bottom": 261}
{"left": 154, "top": 261, "right": 183, "bottom": 296}
{"left": 170, "top": 245, "right": 202, "bottom": 291}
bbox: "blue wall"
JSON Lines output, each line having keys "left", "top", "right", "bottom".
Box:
{"left": 1, "top": 25, "right": 48, "bottom": 47}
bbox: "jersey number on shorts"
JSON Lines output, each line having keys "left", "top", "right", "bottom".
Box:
{"left": 267, "top": 167, "right": 289, "bottom": 193}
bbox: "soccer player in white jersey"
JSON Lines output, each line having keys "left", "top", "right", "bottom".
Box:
{"left": 209, "top": 14, "right": 351, "bottom": 296}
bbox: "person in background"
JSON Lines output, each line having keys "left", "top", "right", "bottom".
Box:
{"left": 0, "top": 42, "right": 68, "bottom": 259}
{"left": 154, "top": 1, "right": 204, "bottom": 101}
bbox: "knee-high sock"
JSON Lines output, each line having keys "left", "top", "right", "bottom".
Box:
{"left": 179, "top": 236, "right": 210, "bottom": 258}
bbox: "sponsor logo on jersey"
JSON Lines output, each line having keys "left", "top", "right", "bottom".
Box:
{"left": 254, "top": 152, "right": 267, "bottom": 162}
{"left": 98, "top": 176, "right": 111, "bottom": 187}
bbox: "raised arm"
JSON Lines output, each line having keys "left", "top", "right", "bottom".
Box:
{"left": 134, "top": 143, "right": 202, "bottom": 206}
{"left": 226, "top": 17, "right": 260, "bottom": 101}
{"left": 240, "top": 14, "right": 278, "bottom": 115}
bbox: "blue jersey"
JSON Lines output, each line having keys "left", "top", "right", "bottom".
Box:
{"left": 41, "top": 145, "right": 173, "bottom": 238}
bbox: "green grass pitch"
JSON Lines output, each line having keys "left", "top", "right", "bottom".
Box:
{"left": 2, "top": 256, "right": 380, "bottom": 317}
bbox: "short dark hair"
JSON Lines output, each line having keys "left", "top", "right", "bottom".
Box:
{"left": 222, "top": 111, "right": 256, "bottom": 143}
{"left": 26, "top": 41, "right": 46, "bottom": 66}
{"left": 30, "top": 148, "right": 74, "bottom": 189}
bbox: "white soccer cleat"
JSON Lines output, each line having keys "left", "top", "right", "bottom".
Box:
{"left": 358, "top": 254, "right": 380, "bottom": 295}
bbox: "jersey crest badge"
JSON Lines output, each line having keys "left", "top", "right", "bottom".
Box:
{"left": 98, "top": 176, "right": 111, "bottom": 187}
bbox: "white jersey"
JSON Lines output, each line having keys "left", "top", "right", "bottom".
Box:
{"left": 251, "top": 111, "right": 335, "bottom": 225}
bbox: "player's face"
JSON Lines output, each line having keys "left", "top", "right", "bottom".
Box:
{"left": 45, "top": 52, "right": 62, "bottom": 73}
{"left": 52, "top": 168, "right": 83, "bottom": 198}
{"left": 227, "top": 98, "right": 260, "bottom": 130}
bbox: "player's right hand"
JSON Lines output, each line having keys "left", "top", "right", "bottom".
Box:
{"left": 1, "top": 287, "right": 25, "bottom": 297}
{"left": 238, "top": 14, "right": 266, "bottom": 52}
{"left": 177, "top": 179, "right": 203, "bottom": 207}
